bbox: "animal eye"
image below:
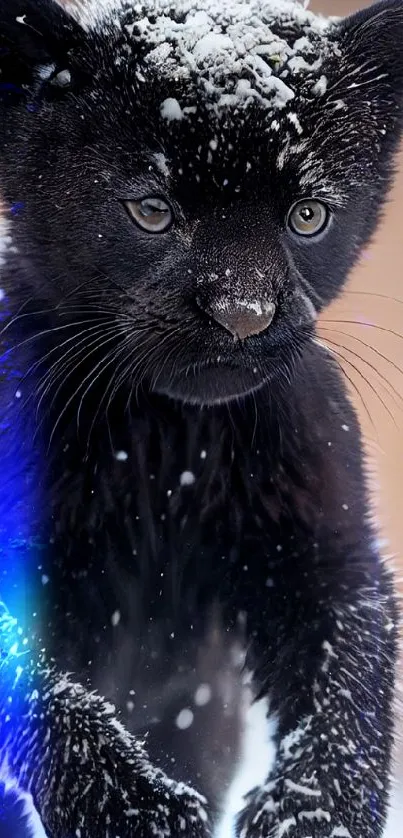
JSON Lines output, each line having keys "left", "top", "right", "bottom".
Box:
{"left": 125, "top": 197, "right": 174, "bottom": 233}
{"left": 288, "top": 199, "right": 329, "bottom": 237}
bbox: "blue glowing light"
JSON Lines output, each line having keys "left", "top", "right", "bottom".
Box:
{"left": 0, "top": 775, "right": 48, "bottom": 838}
{"left": 0, "top": 264, "right": 47, "bottom": 835}
{"left": 10, "top": 203, "right": 25, "bottom": 217}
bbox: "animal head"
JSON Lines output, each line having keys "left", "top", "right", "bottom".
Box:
{"left": 1, "top": 0, "right": 403, "bottom": 405}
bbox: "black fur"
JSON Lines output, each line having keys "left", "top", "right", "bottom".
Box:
{"left": 0, "top": 1, "right": 402, "bottom": 836}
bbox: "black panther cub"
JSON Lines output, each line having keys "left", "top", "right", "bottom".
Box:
{"left": 0, "top": 0, "right": 402, "bottom": 836}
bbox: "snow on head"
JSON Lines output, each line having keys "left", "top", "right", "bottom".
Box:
{"left": 160, "top": 97, "right": 184, "bottom": 121}
{"left": 83, "top": 0, "right": 339, "bottom": 125}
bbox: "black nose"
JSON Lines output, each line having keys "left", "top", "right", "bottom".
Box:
{"left": 206, "top": 299, "right": 275, "bottom": 340}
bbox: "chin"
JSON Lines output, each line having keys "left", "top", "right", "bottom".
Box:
{"left": 152, "top": 361, "right": 271, "bottom": 406}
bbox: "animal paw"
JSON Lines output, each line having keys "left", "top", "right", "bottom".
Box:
{"left": 236, "top": 780, "right": 342, "bottom": 838}
{"left": 42, "top": 773, "right": 211, "bottom": 838}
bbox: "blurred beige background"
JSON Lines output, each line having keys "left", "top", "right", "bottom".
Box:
{"left": 312, "top": 0, "right": 403, "bottom": 830}
{"left": 314, "top": 0, "right": 402, "bottom": 575}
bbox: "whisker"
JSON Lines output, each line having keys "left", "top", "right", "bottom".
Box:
{"left": 16, "top": 322, "right": 117, "bottom": 414}
{"left": 320, "top": 319, "right": 403, "bottom": 342}
{"left": 147, "top": 326, "right": 186, "bottom": 391}
{"left": 0, "top": 309, "right": 103, "bottom": 349}
{"left": 76, "top": 334, "right": 135, "bottom": 439}
{"left": 103, "top": 335, "right": 155, "bottom": 417}
{"left": 35, "top": 326, "right": 123, "bottom": 424}
{"left": 74, "top": 339, "right": 128, "bottom": 455}
{"left": 0, "top": 314, "right": 104, "bottom": 347}
{"left": 317, "top": 338, "right": 398, "bottom": 427}
{"left": 319, "top": 327, "right": 403, "bottom": 379}
{"left": 17, "top": 321, "right": 116, "bottom": 392}
{"left": 133, "top": 327, "right": 187, "bottom": 406}
{"left": 85, "top": 330, "right": 158, "bottom": 452}
{"left": 343, "top": 290, "right": 403, "bottom": 306}
{"left": 0, "top": 267, "right": 83, "bottom": 333}
{"left": 34, "top": 325, "right": 119, "bottom": 404}
{"left": 46, "top": 330, "right": 127, "bottom": 450}
{"left": 312, "top": 337, "right": 378, "bottom": 437}
{"left": 320, "top": 334, "right": 403, "bottom": 411}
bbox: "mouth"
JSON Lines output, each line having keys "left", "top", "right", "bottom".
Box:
{"left": 152, "top": 354, "right": 278, "bottom": 405}
{"left": 142, "top": 297, "right": 313, "bottom": 406}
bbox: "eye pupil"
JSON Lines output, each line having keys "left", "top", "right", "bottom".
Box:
{"left": 140, "top": 199, "right": 168, "bottom": 217}
{"left": 300, "top": 207, "right": 314, "bottom": 222}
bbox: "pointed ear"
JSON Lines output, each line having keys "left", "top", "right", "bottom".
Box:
{"left": 0, "top": 0, "right": 84, "bottom": 92}
{"left": 335, "top": 0, "right": 403, "bottom": 129}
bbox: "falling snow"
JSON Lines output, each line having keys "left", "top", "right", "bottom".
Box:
{"left": 115, "top": 450, "right": 129, "bottom": 461}
{"left": 111, "top": 610, "right": 121, "bottom": 626}
{"left": 175, "top": 708, "right": 194, "bottom": 729}
{"left": 180, "top": 470, "right": 196, "bottom": 486}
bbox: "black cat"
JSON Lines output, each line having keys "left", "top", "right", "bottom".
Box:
{"left": 0, "top": 0, "right": 402, "bottom": 836}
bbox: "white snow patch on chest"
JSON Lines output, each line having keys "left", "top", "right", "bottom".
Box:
{"left": 214, "top": 694, "right": 276, "bottom": 838}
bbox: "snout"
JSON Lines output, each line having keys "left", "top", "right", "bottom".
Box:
{"left": 201, "top": 297, "right": 276, "bottom": 340}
